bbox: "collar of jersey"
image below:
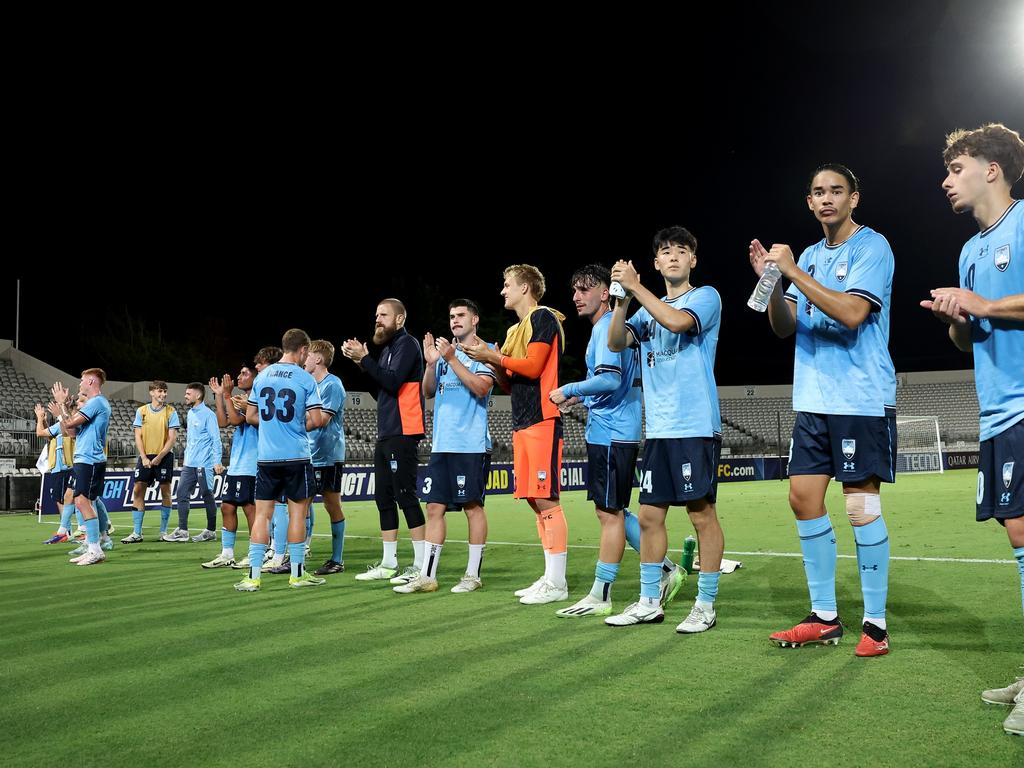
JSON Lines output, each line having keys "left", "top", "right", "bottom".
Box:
{"left": 980, "top": 200, "right": 1019, "bottom": 238}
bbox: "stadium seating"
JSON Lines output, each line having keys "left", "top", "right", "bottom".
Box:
{"left": 0, "top": 356, "right": 985, "bottom": 466}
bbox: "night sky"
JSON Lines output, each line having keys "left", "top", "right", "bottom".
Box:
{"left": 3, "top": 2, "right": 1022, "bottom": 394}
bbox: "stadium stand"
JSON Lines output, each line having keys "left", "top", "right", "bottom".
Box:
{"left": 0, "top": 340, "right": 984, "bottom": 473}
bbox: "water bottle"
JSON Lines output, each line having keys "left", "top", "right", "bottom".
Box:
{"left": 747, "top": 261, "right": 782, "bottom": 312}
{"left": 609, "top": 281, "right": 626, "bottom": 299}
{"left": 681, "top": 535, "right": 697, "bottom": 574}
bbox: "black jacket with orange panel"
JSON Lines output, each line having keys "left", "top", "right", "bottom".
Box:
{"left": 361, "top": 328, "right": 425, "bottom": 440}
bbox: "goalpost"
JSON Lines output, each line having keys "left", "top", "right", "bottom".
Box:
{"left": 896, "top": 416, "right": 944, "bottom": 474}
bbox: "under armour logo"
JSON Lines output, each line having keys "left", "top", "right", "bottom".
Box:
{"left": 861, "top": 565, "right": 879, "bottom": 571}
{"left": 1000, "top": 492, "right": 1012, "bottom": 505}
{"left": 843, "top": 462, "right": 855, "bottom": 471}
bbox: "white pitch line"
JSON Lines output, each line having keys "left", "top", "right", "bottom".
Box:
{"left": 339, "top": 535, "right": 1017, "bottom": 565}
{"left": 38, "top": 516, "right": 1018, "bottom": 566}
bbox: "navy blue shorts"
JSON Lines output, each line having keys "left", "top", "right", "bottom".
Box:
{"left": 977, "top": 419, "right": 1024, "bottom": 523}
{"left": 587, "top": 442, "right": 639, "bottom": 511}
{"left": 223, "top": 475, "right": 256, "bottom": 507}
{"left": 639, "top": 437, "right": 721, "bottom": 506}
{"left": 134, "top": 453, "right": 174, "bottom": 486}
{"left": 422, "top": 452, "right": 490, "bottom": 508}
{"left": 71, "top": 462, "right": 106, "bottom": 501}
{"left": 789, "top": 410, "right": 897, "bottom": 484}
{"left": 256, "top": 461, "right": 315, "bottom": 502}
{"left": 313, "top": 463, "right": 344, "bottom": 495}
{"left": 48, "top": 470, "right": 71, "bottom": 505}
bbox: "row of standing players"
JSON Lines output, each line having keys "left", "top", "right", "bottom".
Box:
{"left": 36, "top": 123, "right": 1024, "bottom": 736}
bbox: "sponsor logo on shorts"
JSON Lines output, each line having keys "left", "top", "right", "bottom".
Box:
{"left": 994, "top": 244, "right": 1010, "bottom": 272}
{"left": 1003, "top": 460, "right": 1014, "bottom": 489}
{"left": 457, "top": 474, "right": 466, "bottom": 497}
{"left": 842, "top": 439, "right": 856, "bottom": 459}
{"left": 682, "top": 463, "right": 692, "bottom": 482}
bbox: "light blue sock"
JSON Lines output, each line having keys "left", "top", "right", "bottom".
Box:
{"left": 623, "top": 509, "right": 641, "bottom": 553}
{"left": 222, "top": 529, "right": 237, "bottom": 550}
{"left": 697, "top": 571, "right": 720, "bottom": 604}
{"left": 795, "top": 515, "right": 837, "bottom": 614}
{"left": 853, "top": 516, "right": 890, "bottom": 621}
{"left": 1014, "top": 546, "right": 1024, "bottom": 617}
{"left": 273, "top": 504, "right": 289, "bottom": 556}
{"left": 306, "top": 506, "right": 315, "bottom": 544}
{"left": 248, "top": 543, "right": 267, "bottom": 580}
{"left": 159, "top": 506, "right": 171, "bottom": 534}
{"left": 75, "top": 508, "right": 84, "bottom": 528}
{"left": 94, "top": 498, "right": 109, "bottom": 536}
{"left": 60, "top": 504, "right": 75, "bottom": 532}
{"left": 591, "top": 560, "right": 620, "bottom": 600}
{"left": 289, "top": 543, "right": 305, "bottom": 578}
{"left": 640, "top": 562, "right": 661, "bottom": 600}
{"left": 132, "top": 509, "right": 144, "bottom": 536}
{"left": 330, "top": 519, "right": 346, "bottom": 562}
{"left": 84, "top": 517, "right": 100, "bottom": 545}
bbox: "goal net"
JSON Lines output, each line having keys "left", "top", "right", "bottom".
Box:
{"left": 896, "top": 416, "right": 944, "bottom": 474}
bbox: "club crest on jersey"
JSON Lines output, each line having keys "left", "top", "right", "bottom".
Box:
{"left": 1003, "top": 461, "right": 1014, "bottom": 489}
{"left": 994, "top": 245, "right": 1010, "bottom": 272}
{"left": 835, "top": 260, "right": 848, "bottom": 282}
{"left": 842, "top": 439, "right": 856, "bottom": 459}
{"left": 682, "top": 462, "right": 692, "bottom": 482}
{"left": 389, "top": 460, "right": 398, "bottom": 472}
{"left": 647, "top": 351, "right": 656, "bottom": 368}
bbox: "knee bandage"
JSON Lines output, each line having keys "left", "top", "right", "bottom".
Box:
{"left": 846, "top": 493, "right": 881, "bottom": 526}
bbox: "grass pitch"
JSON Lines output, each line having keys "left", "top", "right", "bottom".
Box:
{"left": 1, "top": 469, "right": 1021, "bottom": 767}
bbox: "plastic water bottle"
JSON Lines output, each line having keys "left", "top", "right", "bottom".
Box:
{"left": 681, "top": 535, "right": 697, "bottom": 574}
{"left": 747, "top": 261, "right": 782, "bottom": 312}
{"left": 609, "top": 281, "right": 626, "bottom": 299}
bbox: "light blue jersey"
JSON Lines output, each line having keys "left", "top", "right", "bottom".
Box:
{"left": 626, "top": 286, "right": 722, "bottom": 439}
{"left": 309, "top": 373, "right": 346, "bottom": 466}
{"left": 183, "top": 402, "right": 222, "bottom": 469}
{"left": 74, "top": 394, "right": 110, "bottom": 464}
{"left": 248, "top": 362, "right": 323, "bottom": 463}
{"left": 431, "top": 348, "right": 495, "bottom": 453}
{"left": 47, "top": 423, "right": 70, "bottom": 472}
{"left": 784, "top": 225, "right": 897, "bottom": 416}
{"left": 563, "top": 311, "right": 641, "bottom": 444}
{"left": 959, "top": 200, "right": 1024, "bottom": 440}
{"left": 228, "top": 395, "right": 258, "bottom": 476}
